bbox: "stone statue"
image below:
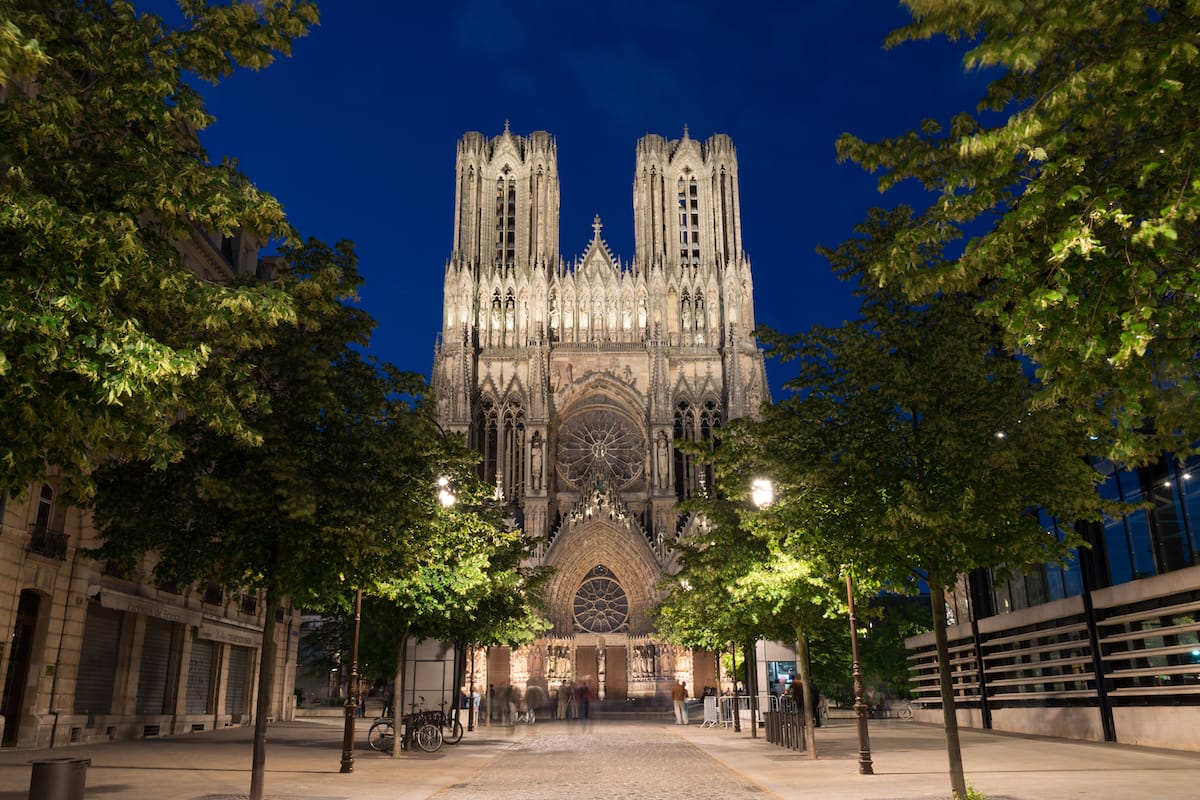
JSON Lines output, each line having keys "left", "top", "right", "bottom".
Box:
{"left": 530, "top": 435, "right": 544, "bottom": 491}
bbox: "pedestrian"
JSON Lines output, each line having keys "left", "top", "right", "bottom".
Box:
{"left": 576, "top": 678, "right": 591, "bottom": 720}
{"left": 504, "top": 684, "right": 518, "bottom": 726}
{"left": 557, "top": 682, "right": 571, "bottom": 720}
{"left": 788, "top": 678, "right": 804, "bottom": 717}
{"left": 672, "top": 678, "right": 689, "bottom": 725}
{"left": 381, "top": 683, "right": 393, "bottom": 718}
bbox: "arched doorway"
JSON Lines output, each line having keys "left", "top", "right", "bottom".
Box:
{"left": 1, "top": 590, "right": 40, "bottom": 746}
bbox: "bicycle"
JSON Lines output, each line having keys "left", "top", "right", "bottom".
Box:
{"left": 367, "top": 717, "right": 395, "bottom": 752}
{"left": 434, "top": 700, "right": 465, "bottom": 744}
{"left": 897, "top": 701, "right": 914, "bottom": 720}
{"left": 403, "top": 697, "right": 444, "bottom": 752}
{"left": 406, "top": 714, "right": 443, "bottom": 752}
{"left": 367, "top": 698, "right": 443, "bottom": 753}
{"left": 514, "top": 705, "right": 535, "bottom": 725}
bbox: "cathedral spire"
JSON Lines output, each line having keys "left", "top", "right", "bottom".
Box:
{"left": 592, "top": 214, "right": 603, "bottom": 241}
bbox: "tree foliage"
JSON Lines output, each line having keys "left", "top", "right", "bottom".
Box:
{"left": 88, "top": 238, "right": 470, "bottom": 798}
{"left": 653, "top": 425, "right": 862, "bottom": 757}
{"left": 755, "top": 208, "right": 1115, "bottom": 797}
{"left": 0, "top": 0, "right": 318, "bottom": 499}
{"left": 89, "top": 239, "right": 440, "bottom": 608}
{"left": 837, "top": 1, "right": 1200, "bottom": 466}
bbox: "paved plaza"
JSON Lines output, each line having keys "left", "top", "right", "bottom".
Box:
{"left": 1, "top": 713, "right": 1199, "bottom": 800}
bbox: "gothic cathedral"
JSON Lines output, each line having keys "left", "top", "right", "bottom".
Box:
{"left": 432, "top": 125, "right": 768, "bottom": 704}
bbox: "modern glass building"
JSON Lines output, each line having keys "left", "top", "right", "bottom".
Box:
{"left": 907, "top": 453, "right": 1200, "bottom": 750}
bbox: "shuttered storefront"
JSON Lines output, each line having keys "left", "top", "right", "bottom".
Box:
{"left": 74, "top": 605, "right": 123, "bottom": 715}
{"left": 136, "top": 617, "right": 174, "bottom": 715}
{"left": 225, "top": 645, "right": 252, "bottom": 718}
{"left": 185, "top": 637, "right": 216, "bottom": 714}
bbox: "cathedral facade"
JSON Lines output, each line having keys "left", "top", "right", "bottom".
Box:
{"left": 432, "top": 125, "right": 768, "bottom": 703}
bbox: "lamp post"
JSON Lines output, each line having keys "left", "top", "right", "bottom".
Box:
{"left": 467, "top": 646, "right": 476, "bottom": 732}
{"left": 339, "top": 587, "right": 363, "bottom": 773}
{"left": 748, "top": 479, "right": 775, "bottom": 741}
{"left": 846, "top": 573, "right": 874, "bottom": 775}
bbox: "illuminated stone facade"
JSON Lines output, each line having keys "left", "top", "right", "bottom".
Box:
{"left": 432, "top": 126, "right": 768, "bottom": 703}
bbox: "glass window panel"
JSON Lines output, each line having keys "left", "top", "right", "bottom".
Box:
{"left": 1149, "top": 475, "right": 1191, "bottom": 571}
{"left": 1025, "top": 566, "right": 1048, "bottom": 607}
{"left": 1178, "top": 463, "right": 1200, "bottom": 562}
{"left": 993, "top": 578, "right": 1013, "bottom": 614}
{"left": 1102, "top": 516, "right": 1135, "bottom": 585}
{"left": 1061, "top": 551, "right": 1084, "bottom": 598}
{"left": 1124, "top": 510, "right": 1158, "bottom": 579}
{"left": 1009, "top": 572, "right": 1029, "bottom": 610}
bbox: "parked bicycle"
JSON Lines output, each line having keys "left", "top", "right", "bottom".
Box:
{"left": 367, "top": 697, "right": 443, "bottom": 753}
{"left": 367, "top": 717, "right": 395, "bottom": 752}
{"left": 434, "top": 699, "right": 465, "bottom": 744}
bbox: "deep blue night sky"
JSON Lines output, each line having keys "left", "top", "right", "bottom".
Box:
{"left": 192, "top": 1, "right": 990, "bottom": 396}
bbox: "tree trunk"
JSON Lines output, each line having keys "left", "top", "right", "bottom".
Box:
{"left": 745, "top": 640, "right": 758, "bottom": 738}
{"left": 390, "top": 624, "right": 409, "bottom": 758}
{"left": 931, "top": 573, "right": 968, "bottom": 799}
{"left": 248, "top": 585, "right": 280, "bottom": 800}
{"left": 793, "top": 626, "right": 818, "bottom": 759}
{"left": 452, "top": 641, "right": 467, "bottom": 728}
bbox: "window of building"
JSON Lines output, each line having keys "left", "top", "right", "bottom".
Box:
{"left": 34, "top": 484, "right": 52, "bottom": 533}
{"left": 477, "top": 400, "right": 499, "bottom": 488}
{"left": 494, "top": 174, "right": 516, "bottom": 267}
{"left": 673, "top": 400, "right": 722, "bottom": 501}
{"left": 676, "top": 177, "right": 701, "bottom": 268}
{"left": 673, "top": 402, "right": 696, "bottom": 501}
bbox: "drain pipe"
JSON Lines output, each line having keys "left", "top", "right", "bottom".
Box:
{"left": 48, "top": 547, "right": 84, "bottom": 748}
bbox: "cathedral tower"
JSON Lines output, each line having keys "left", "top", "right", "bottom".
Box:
{"left": 433, "top": 127, "right": 768, "bottom": 702}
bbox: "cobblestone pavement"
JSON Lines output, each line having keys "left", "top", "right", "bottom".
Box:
{"left": 4, "top": 714, "right": 1200, "bottom": 800}
{"left": 432, "top": 721, "right": 771, "bottom": 800}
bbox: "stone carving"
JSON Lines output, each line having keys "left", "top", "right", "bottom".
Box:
{"left": 530, "top": 433, "right": 544, "bottom": 491}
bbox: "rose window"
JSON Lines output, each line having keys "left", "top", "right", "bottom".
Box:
{"left": 557, "top": 407, "right": 644, "bottom": 490}
{"left": 573, "top": 567, "right": 629, "bottom": 633}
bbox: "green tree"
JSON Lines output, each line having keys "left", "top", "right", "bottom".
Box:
{"left": 836, "top": 1, "right": 1200, "bottom": 466}
{"left": 754, "top": 209, "right": 1114, "bottom": 798}
{"left": 0, "top": 0, "right": 318, "bottom": 499}
{"left": 654, "top": 428, "right": 861, "bottom": 758}
{"left": 89, "top": 239, "right": 463, "bottom": 800}
{"left": 371, "top": 496, "right": 551, "bottom": 753}
{"left": 857, "top": 594, "right": 930, "bottom": 703}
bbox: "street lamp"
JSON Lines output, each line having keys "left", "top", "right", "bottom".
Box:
{"left": 750, "top": 478, "right": 775, "bottom": 510}
{"left": 846, "top": 571, "right": 874, "bottom": 775}
{"left": 339, "top": 588, "right": 363, "bottom": 773}
{"left": 437, "top": 475, "right": 456, "bottom": 509}
{"left": 748, "top": 478, "right": 776, "bottom": 741}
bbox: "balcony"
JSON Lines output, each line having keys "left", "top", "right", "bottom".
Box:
{"left": 29, "top": 522, "right": 68, "bottom": 560}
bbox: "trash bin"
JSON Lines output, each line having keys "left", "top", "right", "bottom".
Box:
{"left": 29, "top": 756, "right": 90, "bottom": 800}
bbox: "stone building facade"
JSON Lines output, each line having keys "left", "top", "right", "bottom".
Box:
{"left": 432, "top": 126, "right": 768, "bottom": 704}
{"left": 0, "top": 231, "right": 300, "bottom": 749}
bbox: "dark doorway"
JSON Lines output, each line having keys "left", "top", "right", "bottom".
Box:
{"left": 1, "top": 591, "right": 40, "bottom": 746}
{"left": 575, "top": 645, "right": 598, "bottom": 694}
{"left": 604, "top": 646, "right": 627, "bottom": 700}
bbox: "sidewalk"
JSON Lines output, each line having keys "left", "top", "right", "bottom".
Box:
{"left": 1, "top": 714, "right": 1199, "bottom": 799}
{"left": 679, "top": 715, "right": 1200, "bottom": 799}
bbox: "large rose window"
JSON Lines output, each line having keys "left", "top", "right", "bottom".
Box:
{"left": 557, "top": 404, "right": 645, "bottom": 490}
